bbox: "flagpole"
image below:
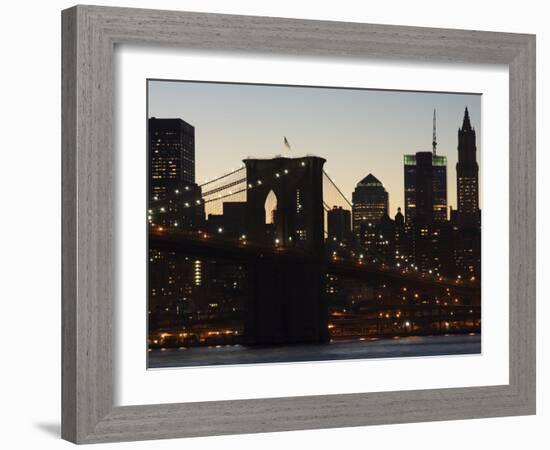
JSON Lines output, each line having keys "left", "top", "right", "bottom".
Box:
{"left": 284, "top": 136, "right": 291, "bottom": 152}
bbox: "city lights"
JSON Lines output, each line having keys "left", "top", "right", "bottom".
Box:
{"left": 147, "top": 100, "right": 481, "bottom": 362}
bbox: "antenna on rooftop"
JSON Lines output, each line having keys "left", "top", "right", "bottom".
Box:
{"left": 432, "top": 109, "right": 437, "bottom": 156}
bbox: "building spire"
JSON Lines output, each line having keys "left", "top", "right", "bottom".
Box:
{"left": 432, "top": 109, "right": 437, "bottom": 155}
{"left": 462, "top": 106, "right": 472, "bottom": 131}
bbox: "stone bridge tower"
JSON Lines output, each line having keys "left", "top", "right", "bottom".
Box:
{"left": 243, "top": 155, "right": 326, "bottom": 254}
{"left": 242, "top": 156, "right": 328, "bottom": 345}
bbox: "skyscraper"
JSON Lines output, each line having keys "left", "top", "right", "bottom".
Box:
{"left": 403, "top": 152, "right": 453, "bottom": 275}
{"left": 149, "top": 117, "right": 196, "bottom": 196}
{"left": 403, "top": 153, "right": 448, "bottom": 224}
{"left": 456, "top": 107, "right": 480, "bottom": 228}
{"left": 351, "top": 174, "right": 389, "bottom": 251}
{"left": 352, "top": 174, "right": 388, "bottom": 230}
{"left": 414, "top": 152, "right": 434, "bottom": 223}
{"left": 404, "top": 111, "right": 448, "bottom": 224}
{"left": 402, "top": 112, "right": 452, "bottom": 275}
{"left": 148, "top": 118, "right": 204, "bottom": 229}
{"left": 453, "top": 107, "right": 481, "bottom": 278}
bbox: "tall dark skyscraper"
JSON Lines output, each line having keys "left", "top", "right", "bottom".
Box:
{"left": 404, "top": 154, "right": 447, "bottom": 223}
{"left": 149, "top": 117, "right": 196, "bottom": 198}
{"left": 402, "top": 113, "right": 452, "bottom": 275}
{"left": 403, "top": 151, "right": 453, "bottom": 275}
{"left": 148, "top": 118, "right": 204, "bottom": 229}
{"left": 453, "top": 107, "right": 481, "bottom": 278}
{"left": 404, "top": 153, "right": 448, "bottom": 223}
{"left": 413, "top": 152, "right": 435, "bottom": 223}
{"left": 404, "top": 110, "right": 447, "bottom": 224}
{"left": 456, "top": 107, "right": 480, "bottom": 227}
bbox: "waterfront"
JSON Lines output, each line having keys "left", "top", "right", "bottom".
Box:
{"left": 148, "top": 333, "right": 481, "bottom": 368}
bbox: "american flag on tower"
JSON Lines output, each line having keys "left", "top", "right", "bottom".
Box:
{"left": 284, "top": 136, "right": 291, "bottom": 151}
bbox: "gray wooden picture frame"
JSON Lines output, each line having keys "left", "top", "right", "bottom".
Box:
{"left": 61, "top": 5, "right": 536, "bottom": 444}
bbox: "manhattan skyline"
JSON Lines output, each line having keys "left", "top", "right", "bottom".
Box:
{"left": 148, "top": 79, "right": 482, "bottom": 217}
{"left": 147, "top": 82, "right": 482, "bottom": 365}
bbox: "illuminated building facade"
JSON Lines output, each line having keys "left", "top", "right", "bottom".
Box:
{"left": 352, "top": 174, "right": 389, "bottom": 251}
{"left": 403, "top": 152, "right": 448, "bottom": 224}
{"left": 403, "top": 150, "right": 452, "bottom": 276}
{"left": 148, "top": 118, "right": 204, "bottom": 229}
{"left": 148, "top": 118, "right": 208, "bottom": 340}
{"left": 149, "top": 117, "right": 195, "bottom": 189}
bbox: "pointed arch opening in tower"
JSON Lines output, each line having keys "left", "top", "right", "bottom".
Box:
{"left": 264, "top": 189, "right": 278, "bottom": 225}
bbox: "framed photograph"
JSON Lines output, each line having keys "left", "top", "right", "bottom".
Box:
{"left": 62, "top": 5, "right": 536, "bottom": 444}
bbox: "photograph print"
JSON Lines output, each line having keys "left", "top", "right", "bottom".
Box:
{"left": 146, "top": 80, "right": 482, "bottom": 368}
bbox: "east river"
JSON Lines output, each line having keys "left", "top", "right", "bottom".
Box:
{"left": 148, "top": 333, "right": 481, "bottom": 368}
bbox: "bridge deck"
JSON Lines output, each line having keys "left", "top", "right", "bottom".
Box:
{"left": 149, "top": 230, "right": 481, "bottom": 294}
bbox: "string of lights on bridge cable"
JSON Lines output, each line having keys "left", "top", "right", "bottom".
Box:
{"left": 195, "top": 163, "right": 353, "bottom": 216}
{"left": 149, "top": 161, "right": 353, "bottom": 217}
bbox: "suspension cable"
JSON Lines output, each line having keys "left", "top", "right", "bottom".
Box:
{"left": 323, "top": 170, "right": 353, "bottom": 208}
{"left": 199, "top": 167, "right": 245, "bottom": 188}
{"left": 203, "top": 187, "right": 248, "bottom": 204}
{"left": 202, "top": 177, "right": 247, "bottom": 197}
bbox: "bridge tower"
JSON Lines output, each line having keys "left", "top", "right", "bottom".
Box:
{"left": 242, "top": 156, "right": 328, "bottom": 345}
{"left": 243, "top": 156, "right": 326, "bottom": 253}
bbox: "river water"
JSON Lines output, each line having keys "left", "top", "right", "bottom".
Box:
{"left": 148, "top": 333, "right": 481, "bottom": 368}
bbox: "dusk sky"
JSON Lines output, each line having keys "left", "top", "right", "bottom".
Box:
{"left": 148, "top": 80, "right": 481, "bottom": 216}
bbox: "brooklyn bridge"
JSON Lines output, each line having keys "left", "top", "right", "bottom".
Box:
{"left": 148, "top": 155, "right": 481, "bottom": 347}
